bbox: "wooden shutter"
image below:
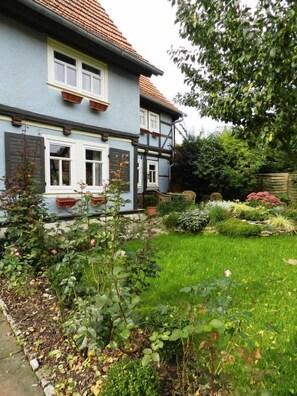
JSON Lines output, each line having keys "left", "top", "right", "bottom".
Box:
{"left": 5, "top": 132, "right": 45, "bottom": 193}
{"left": 109, "top": 148, "right": 130, "bottom": 192}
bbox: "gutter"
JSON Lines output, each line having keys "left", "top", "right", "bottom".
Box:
{"left": 12, "top": 0, "right": 163, "bottom": 77}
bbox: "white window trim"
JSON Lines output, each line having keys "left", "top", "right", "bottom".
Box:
{"left": 140, "top": 108, "right": 148, "bottom": 129}
{"left": 48, "top": 39, "right": 108, "bottom": 103}
{"left": 147, "top": 160, "right": 159, "bottom": 188}
{"left": 149, "top": 112, "right": 160, "bottom": 133}
{"left": 137, "top": 156, "right": 143, "bottom": 188}
{"left": 44, "top": 136, "right": 109, "bottom": 194}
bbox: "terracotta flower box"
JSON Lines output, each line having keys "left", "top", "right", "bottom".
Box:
{"left": 56, "top": 197, "right": 79, "bottom": 208}
{"left": 61, "top": 91, "right": 83, "bottom": 104}
{"left": 91, "top": 196, "right": 107, "bottom": 206}
{"left": 89, "top": 100, "right": 108, "bottom": 111}
{"left": 140, "top": 128, "right": 149, "bottom": 135}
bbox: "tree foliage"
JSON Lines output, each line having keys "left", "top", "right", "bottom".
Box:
{"left": 170, "top": 0, "right": 297, "bottom": 163}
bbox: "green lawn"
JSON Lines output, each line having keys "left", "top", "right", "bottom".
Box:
{"left": 139, "top": 233, "right": 297, "bottom": 395}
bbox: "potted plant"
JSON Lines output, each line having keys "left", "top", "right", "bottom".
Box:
{"left": 144, "top": 194, "right": 158, "bottom": 216}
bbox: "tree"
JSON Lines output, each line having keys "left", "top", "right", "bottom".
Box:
{"left": 169, "top": 0, "right": 297, "bottom": 164}
{"left": 173, "top": 130, "right": 266, "bottom": 200}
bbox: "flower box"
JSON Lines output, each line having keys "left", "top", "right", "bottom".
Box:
{"left": 140, "top": 128, "right": 150, "bottom": 135}
{"left": 89, "top": 100, "right": 108, "bottom": 111}
{"left": 56, "top": 197, "right": 79, "bottom": 208}
{"left": 61, "top": 91, "right": 83, "bottom": 104}
{"left": 91, "top": 197, "right": 107, "bottom": 206}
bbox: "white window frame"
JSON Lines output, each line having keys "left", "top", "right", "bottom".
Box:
{"left": 137, "top": 156, "right": 143, "bottom": 188}
{"left": 48, "top": 39, "right": 108, "bottom": 102}
{"left": 147, "top": 160, "right": 159, "bottom": 188}
{"left": 149, "top": 112, "right": 160, "bottom": 133}
{"left": 44, "top": 136, "right": 108, "bottom": 194}
{"left": 140, "top": 108, "right": 148, "bottom": 129}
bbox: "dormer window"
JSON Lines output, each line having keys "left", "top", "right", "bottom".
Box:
{"left": 48, "top": 39, "right": 108, "bottom": 102}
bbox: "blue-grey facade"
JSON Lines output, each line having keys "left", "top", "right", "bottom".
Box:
{"left": 0, "top": 0, "right": 182, "bottom": 218}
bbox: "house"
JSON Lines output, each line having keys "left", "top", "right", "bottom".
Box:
{"left": 0, "top": 0, "right": 183, "bottom": 217}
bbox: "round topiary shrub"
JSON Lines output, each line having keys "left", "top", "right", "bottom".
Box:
{"left": 209, "top": 192, "right": 223, "bottom": 201}
{"left": 178, "top": 209, "right": 209, "bottom": 233}
{"left": 162, "top": 212, "right": 180, "bottom": 229}
{"left": 101, "top": 358, "right": 160, "bottom": 396}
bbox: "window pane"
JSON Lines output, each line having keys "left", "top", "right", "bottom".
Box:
{"left": 54, "top": 51, "right": 76, "bottom": 66}
{"left": 55, "top": 62, "right": 65, "bottom": 83}
{"left": 50, "top": 159, "right": 59, "bottom": 185}
{"left": 67, "top": 67, "right": 77, "bottom": 86}
{"left": 86, "top": 150, "right": 102, "bottom": 161}
{"left": 82, "top": 63, "right": 100, "bottom": 75}
{"left": 94, "top": 163, "right": 102, "bottom": 186}
{"left": 82, "top": 73, "right": 91, "bottom": 92}
{"left": 50, "top": 144, "right": 70, "bottom": 158}
{"left": 62, "top": 160, "right": 70, "bottom": 185}
{"left": 86, "top": 162, "right": 93, "bottom": 185}
{"left": 93, "top": 78, "right": 101, "bottom": 95}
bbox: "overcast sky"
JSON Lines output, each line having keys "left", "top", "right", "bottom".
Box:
{"left": 99, "top": 0, "right": 224, "bottom": 136}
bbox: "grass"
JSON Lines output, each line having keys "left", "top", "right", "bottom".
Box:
{"left": 137, "top": 233, "right": 297, "bottom": 395}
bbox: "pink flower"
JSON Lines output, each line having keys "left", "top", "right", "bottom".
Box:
{"left": 15, "top": 252, "right": 20, "bottom": 257}
{"left": 90, "top": 239, "right": 96, "bottom": 246}
{"left": 224, "top": 269, "right": 232, "bottom": 278}
{"left": 51, "top": 249, "right": 57, "bottom": 255}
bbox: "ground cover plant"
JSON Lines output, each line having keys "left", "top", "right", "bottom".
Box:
{"left": 137, "top": 233, "right": 297, "bottom": 396}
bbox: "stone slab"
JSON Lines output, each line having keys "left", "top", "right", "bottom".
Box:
{"left": 0, "top": 316, "right": 22, "bottom": 359}
{"left": 0, "top": 352, "right": 44, "bottom": 396}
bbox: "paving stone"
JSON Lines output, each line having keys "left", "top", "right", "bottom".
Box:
{"left": 0, "top": 352, "right": 44, "bottom": 396}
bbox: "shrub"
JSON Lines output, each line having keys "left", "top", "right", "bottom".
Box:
{"left": 178, "top": 209, "right": 209, "bottom": 233}
{"left": 267, "top": 215, "right": 296, "bottom": 233}
{"left": 162, "top": 212, "right": 180, "bottom": 229}
{"left": 208, "top": 205, "right": 231, "bottom": 225}
{"left": 206, "top": 200, "right": 234, "bottom": 211}
{"left": 101, "top": 358, "right": 160, "bottom": 396}
{"left": 143, "top": 195, "right": 158, "bottom": 207}
{"left": 246, "top": 191, "right": 282, "bottom": 208}
{"left": 282, "top": 209, "right": 297, "bottom": 225}
{"left": 157, "top": 195, "right": 192, "bottom": 216}
{"left": 215, "top": 218, "right": 263, "bottom": 237}
{"left": 140, "top": 305, "right": 188, "bottom": 362}
{"left": 232, "top": 203, "right": 269, "bottom": 221}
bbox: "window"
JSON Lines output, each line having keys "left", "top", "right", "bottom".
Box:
{"left": 45, "top": 137, "right": 108, "bottom": 193}
{"left": 140, "top": 108, "right": 148, "bottom": 129}
{"left": 85, "top": 149, "right": 103, "bottom": 187}
{"left": 147, "top": 160, "right": 159, "bottom": 187}
{"left": 149, "top": 112, "right": 160, "bottom": 133}
{"left": 49, "top": 143, "right": 72, "bottom": 187}
{"left": 140, "top": 108, "right": 160, "bottom": 133}
{"left": 48, "top": 39, "right": 108, "bottom": 101}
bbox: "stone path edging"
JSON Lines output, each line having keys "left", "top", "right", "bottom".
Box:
{"left": 0, "top": 297, "right": 56, "bottom": 396}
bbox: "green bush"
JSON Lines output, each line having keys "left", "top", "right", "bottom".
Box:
{"left": 178, "top": 209, "right": 209, "bottom": 233}
{"left": 141, "top": 305, "right": 188, "bottom": 362}
{"left": 238, "top": 208, "right": 268, "bottom": 221}
{"left": 208, "top": 205, "right": 231, "bottom": 225}
{"left": 282, "top": 209, "right": 297, "bottom": 225}
{"left": 162, "top": 212, "right": 180, "bottom": 229}
{"left": 215, "top": 218, "right": 263, "bottom": 237}
{"left": 101, "top": 358, "right": 160, "bottom": 396}
{"left": 157, "top": 195, "right": 192, "bottom": 216}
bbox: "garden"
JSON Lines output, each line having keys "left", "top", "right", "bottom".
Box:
{"left": 1, "top": 155, "right": 297, "bottom": 395}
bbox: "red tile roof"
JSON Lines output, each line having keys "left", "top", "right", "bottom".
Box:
{"left": 35, "top": 0, "right": 148, "bottom": 64}
{"left": 140, "top": 76, "right": 182, "bottom": 116}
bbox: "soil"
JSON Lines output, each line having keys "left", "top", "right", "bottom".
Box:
{"left": 0, "top": 276, "right": 177, "bottom": 396}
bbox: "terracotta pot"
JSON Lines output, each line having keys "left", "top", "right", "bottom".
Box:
{"left": 91, "top": 197, "right": 107, "bottom": 206}
{"left": 89, "top": 100, "right": 108, "bottom": 111}
{"left": 146, "top": 206, "right": 157, "bottom": 216}
{"left": 56, "top": 198, "right": 78, "bottom": 208}
{"left": 61, "top": 91, "right": 83, "bottom": 104}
